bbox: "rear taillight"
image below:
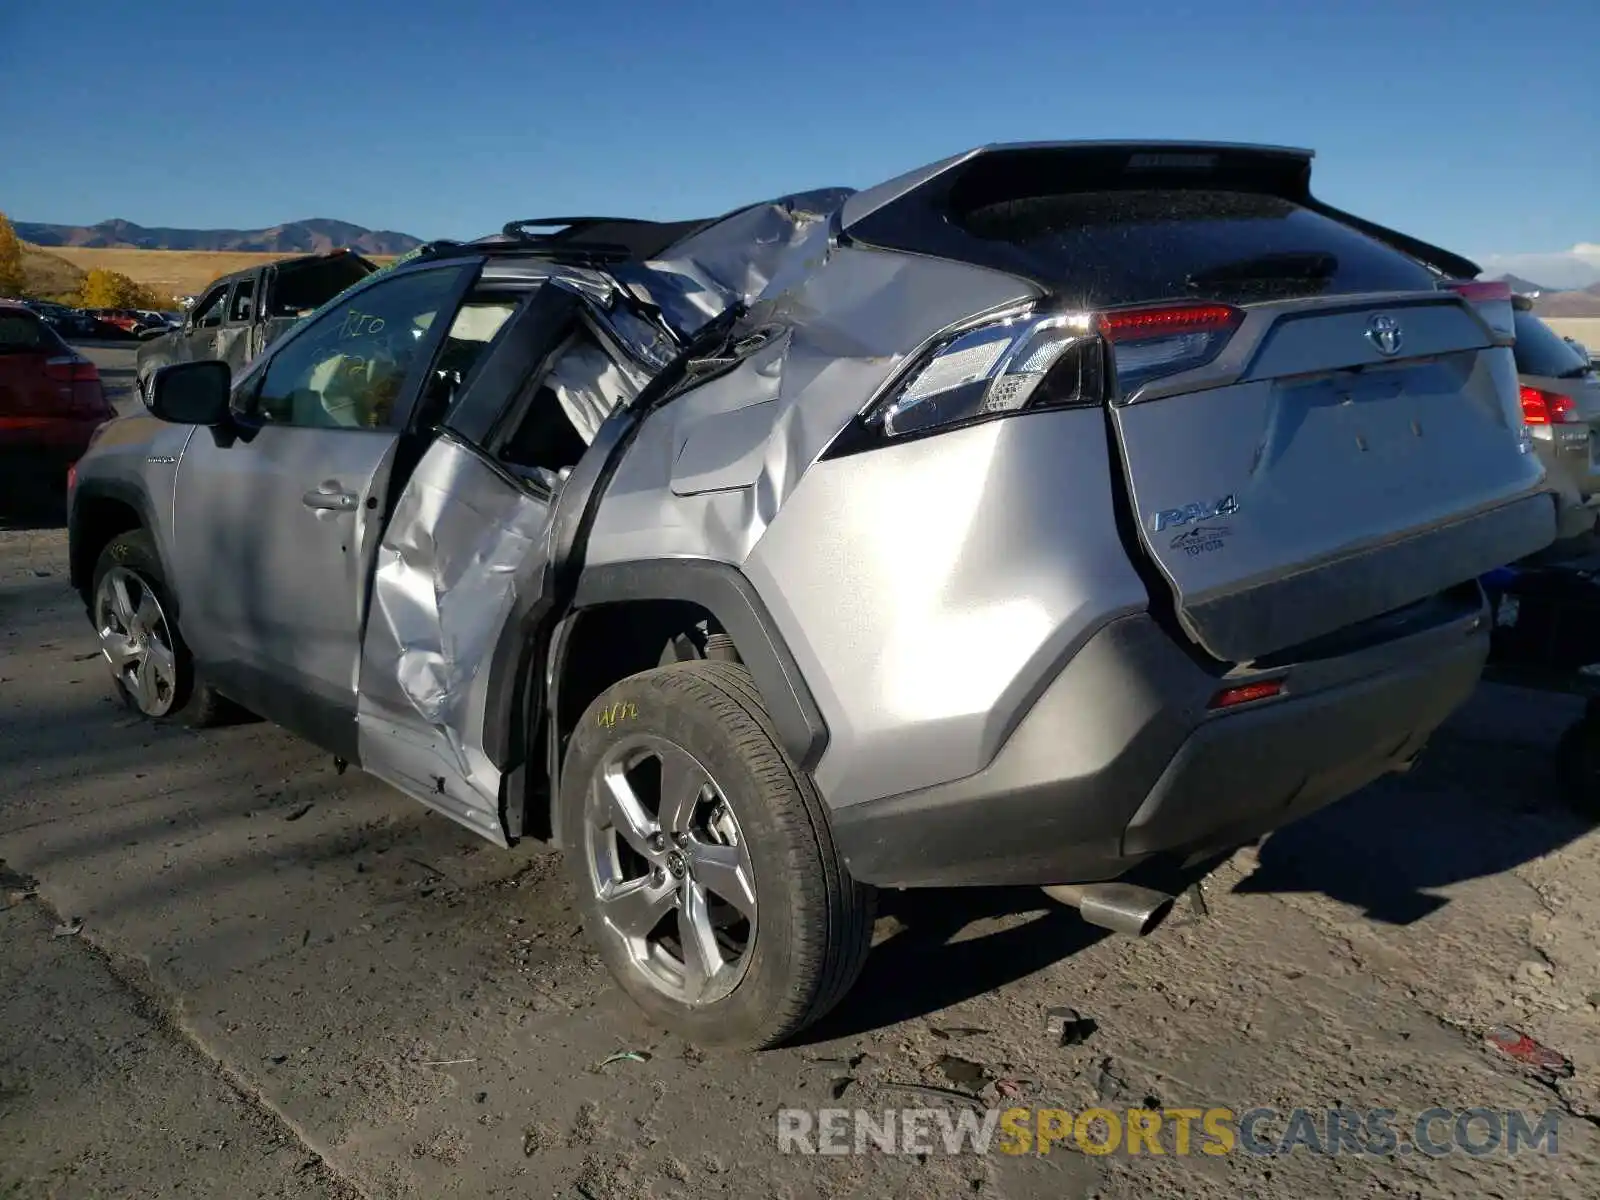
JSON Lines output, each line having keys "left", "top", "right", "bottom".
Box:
{"left": 869, "top": 309, "right": 1097, "bottom": 438}
{"left": 1209, "top": 678, "right": 1284, "bottom": 710}
{"left": 1520, "top": 384, "right": 1577, "bottom": 426}
{"left": 45, "top": 355, "right": 100, "bottom": 382}
{"left": 45, "top": 355, "right": 109, "bottom": 416}
{"left": 1443, "top": 278, "right": 1514, "bottom": 339}
{"left": 1444, "top": 280, "right": 1512, "bottom": 303}
{"left": 1098, "top": 302, "right": 1243, "bottom": 395}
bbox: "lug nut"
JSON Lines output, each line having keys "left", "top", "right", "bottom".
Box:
{"left": 673, "top": 832, "right": 689, "bottom": 848}
{"left": 651, "top": 866, "right": 665, "bottom": 884}
{"left": 649, "top": 832, "right": 665, "bottom": 851}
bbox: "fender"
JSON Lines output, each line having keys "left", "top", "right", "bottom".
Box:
{"left": 569, "top": 558, "right": 829, "bottom": 772}
{"left": 68, "top": 476, "right": 166, "bottom": 598}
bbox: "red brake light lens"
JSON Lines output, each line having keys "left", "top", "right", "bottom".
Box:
{"left": 1209, "top": 679, "right": 1284, "bottom": 710}
{"left": 1098, "top": 303, "right": 1242, "bottom": 342}
{"left": 1520, "top": 385, "right": 1577, "bottom": 426}
{"left": 1444, "top": 280, "right": 1512, "bottom": 303}
{"left": 45, "top": 355, "right": 100, "bottom": 383}
{"left": 1097, "top": 302, "right": 1243, "bottom": 396}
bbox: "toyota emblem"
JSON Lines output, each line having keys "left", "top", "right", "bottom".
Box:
{"left": 1366, "top": 313, "right": 1403, "bottom": 356}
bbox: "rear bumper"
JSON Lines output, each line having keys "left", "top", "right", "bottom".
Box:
{"left": 0, "top": 416, "right": 104, "bottom": 456}
{"left": 829, "top": 597, "right": 1488, "bottom": 888}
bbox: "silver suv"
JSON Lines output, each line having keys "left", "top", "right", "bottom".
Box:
{"left": 67, "top": 142, "right": 1556, "bottom": 1048}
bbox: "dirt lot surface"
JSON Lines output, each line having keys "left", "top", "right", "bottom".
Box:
{"left": 3, "top": 347, "right": 1598, "bottom": 1197}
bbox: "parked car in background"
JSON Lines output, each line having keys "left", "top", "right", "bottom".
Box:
{"left": 134, "top": 310, "right": 180, "bottom": 339}
{"left": 21, "top": 299, "right": 99, "bottom": 339}
{"left": 1513, "top": 296, "right": 1600, "bottom": 545}
{"left": 0, "top": 301, "right": 115, "bottom": 498}
{"left": 70, "top": 142, "right": 1556, "bottom": 1048}
{"left": 134, "top": 249, "right": 377, "bottom": 395}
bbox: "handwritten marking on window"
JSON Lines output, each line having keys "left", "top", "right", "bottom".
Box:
{"left": 338, "top": 309, "right": 386, "bottom": 339}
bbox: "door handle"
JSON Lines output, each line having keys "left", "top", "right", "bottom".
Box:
{"left": 302, "top": 486, "right": 358, "bottom": 511}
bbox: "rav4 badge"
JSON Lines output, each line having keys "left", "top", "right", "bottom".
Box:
{"left": 1151, "top": 494, "right": 1239, "bottom": 534}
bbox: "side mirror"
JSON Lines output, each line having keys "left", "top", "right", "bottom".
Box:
{"left": 148, "top": 360, "right": 233, "bottom": 426}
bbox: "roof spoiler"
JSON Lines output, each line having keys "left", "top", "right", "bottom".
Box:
{"left": 842, "top": 141, "right": 1480, "bottom": 282}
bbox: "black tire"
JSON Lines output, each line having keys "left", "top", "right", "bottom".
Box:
{"left": 1555, "top": 717, "right": 1600, "bottom": 819}
{"left": 91, "top": 530, "right": 229, "bottom": 727}
{"left": 558, "top": 660, "right": 874, "bottom": 1049}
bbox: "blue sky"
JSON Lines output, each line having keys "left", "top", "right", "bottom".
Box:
{"left": 2, "top": 0, "right": 1596, "bottom": 279}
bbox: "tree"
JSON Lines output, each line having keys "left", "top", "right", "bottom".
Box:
{"left": 78, "top": 268, "right": 161, "bottom": 309}
{"left": 0, "top": 213, "right": 25, "bottom": 298}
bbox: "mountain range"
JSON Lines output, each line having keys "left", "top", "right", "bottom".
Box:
{"left": 13, "top": 218, "right": 423, "bottom": 257}
{"left": 1491, "top": 275, "right": 1600, "bottom": 318}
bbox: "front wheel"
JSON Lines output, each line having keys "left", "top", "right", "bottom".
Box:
{"left": 91, "top": 530, "right": 228, "bottom": 726}
{"left": 558, "top": 661, "right": 873, "bottom": 1049}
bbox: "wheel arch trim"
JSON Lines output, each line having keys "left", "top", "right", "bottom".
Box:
{"left": 68, "top": 479, "right": 164, "bottom": 599}
{"left": 565, "top": 558, "right": 829, "bottom": 768}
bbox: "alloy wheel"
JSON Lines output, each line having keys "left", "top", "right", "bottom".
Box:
{"left": 584, "top": 734, "right": 757, "bottom": 1006}
{"left": 94, "top": 565, "right": 179, "bottom": 717}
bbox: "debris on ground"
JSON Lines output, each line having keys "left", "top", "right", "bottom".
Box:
{"left": 51, "top": 918, "right": 83, "bottom": 938}
{"left": 929, "top": 1025, "right": 989, "bottom": 1040}
{"left": 1485, "top": 1026, "right": 1575, "bottom": 1078}
{"left": 880, "top": 1081, "right": 986, "bottom": 1108}
{"left": 595, "top": 1050, "right": 651, "bottom": 1070}
{"left": 284, "top": 803, "right": 313, "bottom": 822}
{"left": 1045, "top": 1006, "right": 1098, "bottom": 1047}
{"left": 830, "top": 1076, "right": 854, "bottom": 1100}
{"left": 1094, "top": 1057, "right": 1130, "bottom": 1102}
{"left": 935, "top": 1055, "right": 988, "bottom": 1088}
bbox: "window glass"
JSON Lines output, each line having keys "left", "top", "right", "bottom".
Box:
{"left": 1513, "top": 310, "right": 1590, "bottom": 378}
{"left": 228, "top": 279, "right": 255, "bottom": 324}
{"left": 412, "top": 297, "right": 519, "bottom": 430}
{"left": 192, "top": 286, "right": 228, "bottom": 328}
{"left": 0, "top": 313, "right": 51, "bottom": 352}
{"left": 955, "top": 190, "right": 1439, "bottom": 306}
{"left": 252, "top": 267, "right": 465, "bottom": 430}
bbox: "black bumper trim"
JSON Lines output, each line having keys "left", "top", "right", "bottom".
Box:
{"left": 829, "top": 607, "right": 1487, "bottom": 889}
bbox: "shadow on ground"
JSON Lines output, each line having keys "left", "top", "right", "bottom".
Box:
{"left": 0, "top": 489, "right": 67, "bottom": 532}
{"left": 796, "top": 885, "right": 1110, "bottom": 1043}
{"left": 1235, "top": 694, "right": 1598, "bottom": 923}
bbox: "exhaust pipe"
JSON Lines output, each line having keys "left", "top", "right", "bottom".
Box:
{"left": 1042, "top": 882, "right": 1176, "bottom": 937}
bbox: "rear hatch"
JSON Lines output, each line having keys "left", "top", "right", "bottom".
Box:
{"left": 1105, "top": 287, "right": 1549, "bottom": 662}
{"left": 845, "top": 144, "right": 1556, "bottom": 663}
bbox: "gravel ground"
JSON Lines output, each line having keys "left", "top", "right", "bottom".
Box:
{"left": 1, "top": 342, "right": 1597, "bottom": 1198}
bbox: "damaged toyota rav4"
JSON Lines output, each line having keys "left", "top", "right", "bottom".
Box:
{"left": 68, "top": 142, "right": 1556, "bottom": 1048}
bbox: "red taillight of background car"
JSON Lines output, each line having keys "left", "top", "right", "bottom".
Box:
{"left": 1520, "top": 384, "right": 1577, "bottom": 426}
{"left": 44, "top": 355, "right": 111, "bottom": 417}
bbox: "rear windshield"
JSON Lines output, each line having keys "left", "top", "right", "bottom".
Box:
{"left": 1513, "top": 310, "right": 1590, "bottom": 378}
{"left": 957, "top": 189, "right": 1439, "bottom": 307}
{"left": 0, "top": 312, "right": 52, "bottom": 353}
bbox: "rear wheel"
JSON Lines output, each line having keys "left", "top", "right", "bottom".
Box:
{"left": 1555, "top": 713, "right": 1600, "bottom": 819}
{"left": 91, "top": 530, "right": 227, "bottom": 726}
{"left": 559, "top": 661, "right": 873, "bottom": 1049}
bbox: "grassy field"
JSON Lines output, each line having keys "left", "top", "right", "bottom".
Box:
{"left": 20, "top": 244, "right": 87, "bottom": 298}
{"left": 21, "top": 245, "right": 400, "bottom": 302}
